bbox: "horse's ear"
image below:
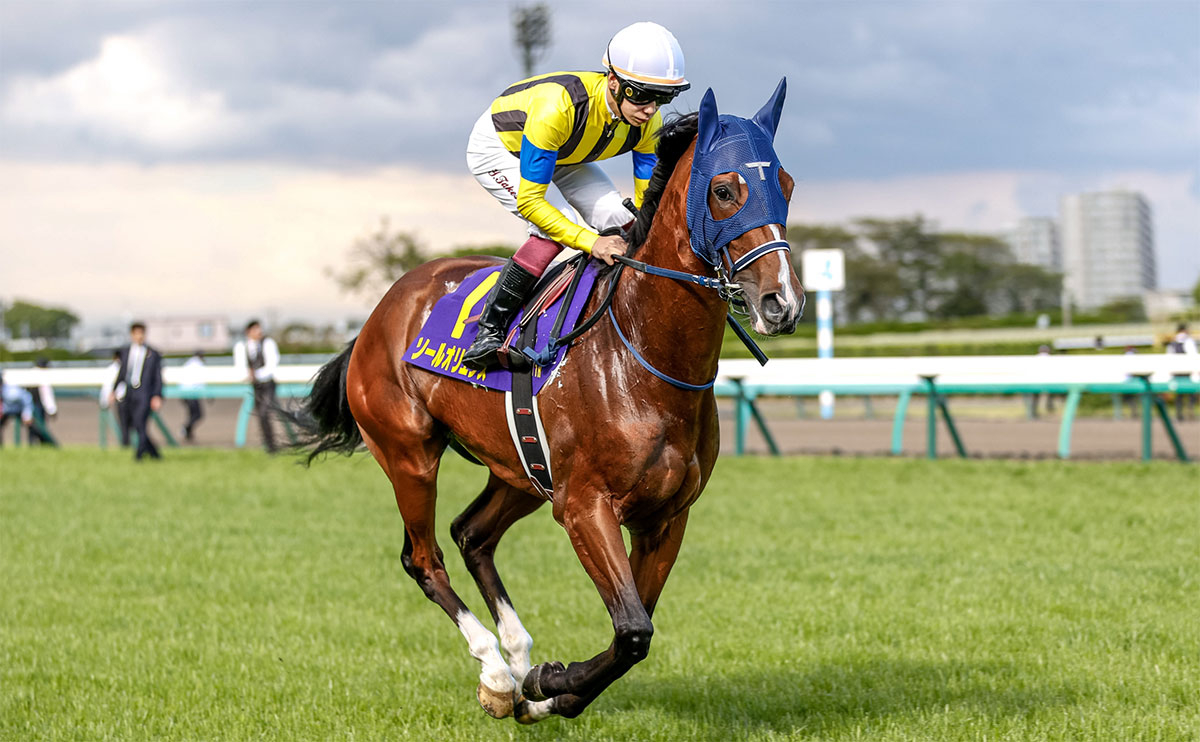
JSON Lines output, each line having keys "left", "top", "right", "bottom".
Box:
{"left": 696, "top": 88, "right": 720, "bottom": 154}
{"left": 752, "top": 77, "right": 787, "bottom": 140}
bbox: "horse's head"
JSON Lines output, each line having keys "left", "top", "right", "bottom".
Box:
{"left": 685, "top": 79, "right": 804, "bottom": 335}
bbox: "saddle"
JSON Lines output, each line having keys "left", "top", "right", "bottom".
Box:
{"left": 403, "top": 254, "right": 604, "bottom": 395}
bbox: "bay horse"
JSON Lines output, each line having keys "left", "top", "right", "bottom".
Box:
{"left": 298, "top": 81, "right": 803, "bottom": 723}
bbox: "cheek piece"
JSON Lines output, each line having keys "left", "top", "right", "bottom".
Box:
{"left": 685, "top": 78, "right": 791, "bottom": 276}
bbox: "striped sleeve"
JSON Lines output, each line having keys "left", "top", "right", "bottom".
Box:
{"left": 515, "top": 130, "right": 597, "bottom": 251}
{"left": 631, "top": 113, "right": 662, "bottom": 208}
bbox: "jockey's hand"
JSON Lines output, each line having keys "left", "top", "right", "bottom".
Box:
{"left": 590, "top": 235, "right": 627, "bottom": 266}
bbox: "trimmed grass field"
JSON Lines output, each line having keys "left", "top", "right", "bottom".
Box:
{"left": 2, "top": 448, "right": 1197, "bottom": 741}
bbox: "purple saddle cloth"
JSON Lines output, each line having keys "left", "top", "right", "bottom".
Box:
{"left": 403, "top": 259, "right": 602, "bottom": 394}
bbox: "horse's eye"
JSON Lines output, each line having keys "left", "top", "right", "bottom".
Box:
{"left": 713, "top": 185, "right": 734, "bottom": 202}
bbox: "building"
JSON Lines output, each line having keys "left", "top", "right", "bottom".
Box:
{"left": 1059, "top": 190, "right": 1156, "bottom": 311}
{"left": 1005, "top": 217, "right": 1060, "bottom": 270}
{"left": 143, "top": 316, "right": 231, "bottom": 354}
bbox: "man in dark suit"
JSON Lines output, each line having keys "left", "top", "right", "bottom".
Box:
{"left": 109, "top": 321, "right": 164, "bottom": 461}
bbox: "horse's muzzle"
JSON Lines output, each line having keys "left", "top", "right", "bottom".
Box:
{"left": 759, "top": 291, "right": 802, "bottom": 335}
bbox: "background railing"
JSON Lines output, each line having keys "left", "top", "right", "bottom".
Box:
{"left": 5, "top": 355, "right": 1198, "bottom": 460}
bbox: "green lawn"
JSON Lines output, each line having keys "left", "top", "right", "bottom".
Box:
{"left": 1, "top": 448, "right": 1197, "bottom": 741}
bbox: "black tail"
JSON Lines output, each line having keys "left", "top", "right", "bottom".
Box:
{"left": 289, "top": 338, "right": 363, "bottom": 465}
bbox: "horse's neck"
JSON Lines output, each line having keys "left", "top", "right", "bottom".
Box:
{"left": 610, "top": 198, "right": 727, "bottom": 386}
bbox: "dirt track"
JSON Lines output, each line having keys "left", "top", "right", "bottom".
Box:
{"left": 18, "top": 396, "right": 1200, "bottom": 462}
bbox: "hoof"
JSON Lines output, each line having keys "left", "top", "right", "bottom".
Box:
{"left": 522, "top": 660, "right": 565, "bottom": 701}
{"left": 476, "top": 682, "right": 514, "bottom": 719}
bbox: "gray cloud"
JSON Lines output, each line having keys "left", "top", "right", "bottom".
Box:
{"left": 1, "top": 0, "right": 1196, "bottom": 177}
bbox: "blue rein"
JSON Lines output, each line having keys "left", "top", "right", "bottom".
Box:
{"left": 606, "top": 305, "right": 718, "bottom": 391}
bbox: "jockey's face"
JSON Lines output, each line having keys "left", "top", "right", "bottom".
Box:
{"left": 606, "top": 73, "right": 659, "bottom": 126}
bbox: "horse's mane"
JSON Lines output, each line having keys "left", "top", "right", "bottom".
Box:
{"left": 626, "top": 112, "right": 699, "bottom": 256}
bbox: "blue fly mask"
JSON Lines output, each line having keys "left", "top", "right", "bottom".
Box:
{"left": 685, "top": 78, "right": 791, "bottom": 277}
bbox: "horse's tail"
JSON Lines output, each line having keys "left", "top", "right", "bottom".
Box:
{"left": 290, "top": 338, "right": 363, "bottom": 465}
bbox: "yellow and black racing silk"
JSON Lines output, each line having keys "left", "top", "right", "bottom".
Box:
{"left": 490, "top": 71, "right": 660, "bottom": 252}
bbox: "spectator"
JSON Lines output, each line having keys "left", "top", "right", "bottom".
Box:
{"left": 233, "top": 320, "right": 280, "bottom": 454}
{"left": 1166, "top": 323, "right": 1197, "bottom": 421}
{"left": 1030, "top": 344, "right": 1056, "bottom": 417}
{"left": 110, "top": 322, "right": 165, "bottom": 461}
{"left": 178, "top": 349, "right": 206, "bottom": 443}
{"left": 0, "top": 369, "right": 35, "bottom": 446}
{"left": 24, "top": 357, "right": 58, "bottom": 446}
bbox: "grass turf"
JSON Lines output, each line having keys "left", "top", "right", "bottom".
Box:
{"left": 1, "top": 448, "right": 1197, "bottom": 741}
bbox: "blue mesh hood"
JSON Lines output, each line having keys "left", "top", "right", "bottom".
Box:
{"left": 685, "top": 79, "right": 789, "bottom": 268}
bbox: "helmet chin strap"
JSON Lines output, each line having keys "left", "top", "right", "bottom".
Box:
{"left": 607, "top": 71, "right": 638, "bottom": 126}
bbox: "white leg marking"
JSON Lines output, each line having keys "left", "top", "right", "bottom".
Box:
{"left": 521, "top": 698, "right": 556, "bottom": 722}
{"left": 456, "top": 610, "right": 516, "bottom": 694}
{"left": 495, "top": 599, "right": 534, "bottom": 686}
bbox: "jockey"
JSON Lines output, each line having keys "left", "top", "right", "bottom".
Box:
{"left": 463, "top": 21, "right": 690, "bottom": 371}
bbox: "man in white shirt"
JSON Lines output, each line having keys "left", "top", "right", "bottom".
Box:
{"left": 1166, "top": 323, "right": 1198, "bottom": 421}
{"left": 0, "top": 369, "right": 35, "bottom": 445}
{"left": 178, "top": 350, "right": 207, "bottom": 442}
{"left": 233, "top": 320, "right": 280, "bottom": 453}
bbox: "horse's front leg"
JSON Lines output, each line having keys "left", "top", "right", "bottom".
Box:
{"left": 518, "top": 492, "right": 654, "bottom": 719}
{"left": 536, "top": 509, "right": 692, "bottom": 721}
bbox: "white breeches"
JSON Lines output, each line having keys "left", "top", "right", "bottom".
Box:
{"left": 465, "top": 110, "right": 631, "bottom": 239}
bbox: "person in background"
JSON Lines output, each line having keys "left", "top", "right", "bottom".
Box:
{"left": 233, "top": 320, "right": 280, "bottom": 453}
{"left": 110, "top": 322, "right": 164, "bottom": 461}
{"left": 24, "top": 357, "right": 58, "bottom": 446}
{"left": 1166, "top": 323, "right": 1197, "bottom": 421}
{"left": 178, "top": 349, "right": 206, "bottom": 443}
{"left": 0, "top": 369, "right": 35, "bottom": 446}
{"left": 1030, "top": 344, "right": 1054, "bottom": 418}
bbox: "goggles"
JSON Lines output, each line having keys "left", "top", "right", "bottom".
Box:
{"left": 616, "top": 75, "right": 689, "bottom": 107}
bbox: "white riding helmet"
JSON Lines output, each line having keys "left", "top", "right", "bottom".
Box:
{"left": 602, "top": 21, "right": 690, "bottom": 98}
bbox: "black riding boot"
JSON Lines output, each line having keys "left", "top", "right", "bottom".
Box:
{"left": 462, "top": 259, "right": 538, "bottom": 371}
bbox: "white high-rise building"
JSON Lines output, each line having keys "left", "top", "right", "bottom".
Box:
{"left": 1006, "top": 217, "right": 1060, "bottom": 270}
{"left": 1059, "top": 190, "right": 1156, "bottom": 311}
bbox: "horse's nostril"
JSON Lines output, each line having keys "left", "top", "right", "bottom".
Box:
{"left": 762, "top": 294, "right": 785, "bottom": 323}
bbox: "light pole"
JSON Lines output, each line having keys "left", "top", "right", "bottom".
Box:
{"left": 512, "top": 4, "right": 551, "bottom": 79}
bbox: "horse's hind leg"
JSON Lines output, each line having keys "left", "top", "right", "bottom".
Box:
{"left": 450, "top": 475, "right": 545, "bottom": 686}
{"left": 361, "top": 428, "right": 518, "bottom": 718}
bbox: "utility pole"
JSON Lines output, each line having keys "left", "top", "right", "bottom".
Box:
{"left": 512, "top": 3, "right": 551, "bottom": 79}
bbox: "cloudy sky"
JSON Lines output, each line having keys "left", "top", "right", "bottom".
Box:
{"left": 1, "top": 0, "right": 1197, "bottom": 328}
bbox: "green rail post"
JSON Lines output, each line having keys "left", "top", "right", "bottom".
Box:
{"left": 891, "top": 389, "right": 912, "bottom": 455}
{"left": 235, "top": 390, "right": 255, "bottom": 448}
{"left": 936, "top": 394, "right": 968, "bottom": 458}
{"left": 151, "top": 411, "right": 178, "bottom": 447}
{"left": 746, "top": 395, "right": 780, "bottom": 456}
{"left": 1134, "top": 375, "right": 1154, "bottom": 461}
{"left": 1150, "top": 394, "right": 1190, "bottom": 462}
{"left": 922, "top": 376, "right": 938, "bottom": 459}
{"left": 1056, "top": 387, "right": 1083, "bottom": 459}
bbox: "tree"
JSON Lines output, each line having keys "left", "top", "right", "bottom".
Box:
{"left": 994, "top": 263, "right": 1062, "bottom": 314}
{"left": 788, "top": 223, "right": 905, "bottom": 323}
{"left": 2, "top": 299, "right": 80, "bottom": 340}
{"left": 326, "top": 218, "right": 430, "bottom": 301}
{"left": 1192, "top": 275, "right": 1200, "bottom": 307}
{"left": 932, "top": 232, "right": 1014, "bottom": 318}
{"left": 855, "top": 217, "right": 943, "bottom": 318}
